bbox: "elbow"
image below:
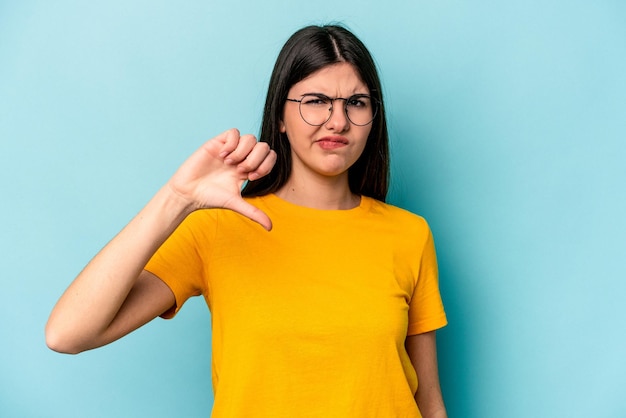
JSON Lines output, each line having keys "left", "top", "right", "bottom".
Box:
{"left": 45, "top": 321, "right": 84, "bottom": 355}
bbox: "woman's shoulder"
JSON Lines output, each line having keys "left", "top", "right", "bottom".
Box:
{"left": 364, "top": 197, "right": 431, "bottom": 232}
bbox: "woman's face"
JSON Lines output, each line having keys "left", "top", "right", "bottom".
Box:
{"left": 280, "top": 62, "right": 372, "bottom": 182}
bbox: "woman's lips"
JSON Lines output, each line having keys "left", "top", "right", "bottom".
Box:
{"left": 316, "top": 136, "right": 348, "bottom": 150}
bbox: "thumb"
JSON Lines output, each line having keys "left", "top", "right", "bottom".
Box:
{"left": 226, "top": 198, "right": 273, "bottom": 231}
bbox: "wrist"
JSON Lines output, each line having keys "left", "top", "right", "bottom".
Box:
{"left": 159, "top": 182, "right": 199, "bottom": 218}
{"left": 133, "top": 185, "right": 197, "bottom": 244}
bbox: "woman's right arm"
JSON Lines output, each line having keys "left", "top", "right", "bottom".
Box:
{"left": 45, "top": 129, "right": 276, "bottom": 354}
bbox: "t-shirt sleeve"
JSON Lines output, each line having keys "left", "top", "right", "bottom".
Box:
{"left": 144, "top": 210, "right": 211, "bottom": 319}
{"left": 406, "top": 225, "right": 447, "bottom": 335}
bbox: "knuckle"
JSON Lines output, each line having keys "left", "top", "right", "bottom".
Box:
{"left": 241, "top": 134, "right": 257, "bottom": 145}
{"left": 237, "top": 160, "right": 254, "bottom": 172}
{"left": 256, "top": 141, "right": 270, "bottom": 152}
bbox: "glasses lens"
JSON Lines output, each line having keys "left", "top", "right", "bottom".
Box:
{"left": 345, "top": 95, "right": 376, "bottom": 126}
{"left": 299, "top": 95, "right": 332, "bottom": 126}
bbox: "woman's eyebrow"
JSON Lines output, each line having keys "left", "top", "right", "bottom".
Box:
{"left": 300, "top": 92, "right": 331, "bottom": 97}
{"left": 300, "top": 91, "right": 370, "bottom": 98}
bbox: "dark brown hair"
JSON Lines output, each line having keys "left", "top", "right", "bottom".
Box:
{"left": 242, "top": 25, "right": 389, "bottom": 201}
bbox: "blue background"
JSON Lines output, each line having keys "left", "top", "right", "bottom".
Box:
{"left": 1, "top": 1, "right": 625, "bottom": 417}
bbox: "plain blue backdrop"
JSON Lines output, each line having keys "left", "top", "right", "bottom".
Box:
{"left": 1, "top": 1, "right": 625, "bottom": 417}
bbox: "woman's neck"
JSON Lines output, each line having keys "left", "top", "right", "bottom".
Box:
{"left": 275, "top": 174, "right": 360, "bottom": 210}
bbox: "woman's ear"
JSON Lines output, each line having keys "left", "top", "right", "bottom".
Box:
{"left": 279, "top": 120, "right": 286, "bottom": 133}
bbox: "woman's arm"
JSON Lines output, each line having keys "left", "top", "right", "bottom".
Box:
{"left": 406, "top": 331, "right": 447, "bottom": 418}
{"left": 45, "top": 186, "right": 190, "bottom": 354}
{"left": 46, "top": 129, "right": 276, "bottom": 354}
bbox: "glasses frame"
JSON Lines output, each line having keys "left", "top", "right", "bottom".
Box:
{"left": 286, "top": 93, "right": 380, "bottom": 127}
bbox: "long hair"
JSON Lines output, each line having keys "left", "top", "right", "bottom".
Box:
{"left": 242, "top": 25, "right": 389, "bottom": 201}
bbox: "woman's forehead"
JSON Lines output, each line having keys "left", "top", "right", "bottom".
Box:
{"left": 290, "top": 63, "right": 369, "bottom": 95}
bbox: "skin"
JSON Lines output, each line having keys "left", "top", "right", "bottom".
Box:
{"left": 277, "top": 63, "right": 371, "bottom": 209}
{"left": 407, "top": 332, "right": 448, "bottom": 418}
{"left": 46, "top": 63, "right": 446, "bottom": 418}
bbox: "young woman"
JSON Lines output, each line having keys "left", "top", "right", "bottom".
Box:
{"left": 46, "top": 25, "right": 448, "bottom": 418}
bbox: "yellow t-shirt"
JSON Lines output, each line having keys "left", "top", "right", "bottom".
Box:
{"left": 145, "top": 194, "right": 447, "bottom": 417}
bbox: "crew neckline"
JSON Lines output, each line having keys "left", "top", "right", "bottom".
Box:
{"left": 259, "top": 193, "right": 373, "bottom": 218}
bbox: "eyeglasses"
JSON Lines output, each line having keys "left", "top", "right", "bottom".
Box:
{"left": 286, "top": 93, "right": 379, "bottom": 126}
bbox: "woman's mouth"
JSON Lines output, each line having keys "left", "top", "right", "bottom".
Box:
{"left": 316, "top": 136, "right": 348, "bottom": 150}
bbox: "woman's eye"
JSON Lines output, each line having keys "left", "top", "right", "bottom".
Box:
{"left": 348, "top": 98, "right": 368, "bottom": 108}
{"left": 303, "top": 96, "right": 330, "bottom": 106}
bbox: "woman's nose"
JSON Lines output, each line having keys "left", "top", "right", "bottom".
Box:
{"left": 324, "top": 100, "right": 350, "bottom": 132}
